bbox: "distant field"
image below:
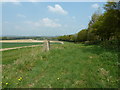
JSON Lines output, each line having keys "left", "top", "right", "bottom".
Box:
{"left": 0, "top": 42, "right": 43, "bottom": 49}
{"left": 2, "top": 42, "right": 119, "bottom": 88}
{"left": 0, "top": 42, "right": 61, "bottom": 49}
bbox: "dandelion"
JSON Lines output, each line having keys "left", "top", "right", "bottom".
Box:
{"left": 57, "top": 78, "right": 60, "bottom": 80}
{"left": 6, "top": 83, "right": 8, "bottom": 85}
{"left": 18, "top": 77, "right": 23, "bottom": 81}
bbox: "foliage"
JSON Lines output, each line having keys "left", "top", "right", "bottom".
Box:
{"left": 57, "top": 1, "right": 120, "bottom": 50}
{"left": 57, "top": 34, "right": 76, "bottom": 42}
{"left": 77, "top": 29, "right": 88, "bottom": 42}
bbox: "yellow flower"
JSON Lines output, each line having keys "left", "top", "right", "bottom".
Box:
{"left": 57, "top": 78, "right": 60, "bottom": 80}
{"left": 18, "top": 79, "right": 21, "bottom": 81}
{"left": 18, "top": 77, "right": 22, "bottom": 81}
{"left": 6, "top": 83, "right": 8, "bottom": 85}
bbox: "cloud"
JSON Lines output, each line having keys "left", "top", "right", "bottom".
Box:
{"left": 48, "top": 4, "right": 68, "bottom": 15}
{"left": 17, "top": 14, "right": 26, "bottom": 18}
{"left": 25, "top": 18, "right": 61, "bottom": 28}
{"left": 92, "top": 3, "right": 99, "bottom": 8}
{"left": 29, "top": 0, "right": 38, "bottom": 2}
{"left": 2, "top": 0, "right": 19, "bottom": 2}
{"left": 2, "top": 0, "right": 39, "bottom": 1}
{"left": 2, "top": 0, "right": 21, "bottom": 5}
{"left": 12, "top": 2, "right": 21, "bottom": 5}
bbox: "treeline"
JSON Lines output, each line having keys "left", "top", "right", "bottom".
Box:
{"left": 1, "top": 37, "right": 33, "bottom": 40}
{"left": 0, "top": 36, "right": 58, "bottom": 40}
{"left": 57, "top": 2, "right": 120, "bottom": 50}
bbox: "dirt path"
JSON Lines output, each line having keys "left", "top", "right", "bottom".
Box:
{"left": 0, "top": 40, "right": 64, "bottom": 51}
{"left": 0, "top": 39, "right": 64, "bottom": 44}
{"left": 0, "top": 45, "right": 42, "bottom": 51}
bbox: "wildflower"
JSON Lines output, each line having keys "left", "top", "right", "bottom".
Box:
{"left": 57, "top": 78, "right": 60, "bottom": 80}
{"left": 6, "top": 83, "right": 8, "bottom": 85}
{"left": 18, "top": 77, "right": 22, "bottom": 81}
{"left": 18, "top": 79, "right": 21, "bottom": 81}
{"left": 107, "top": 78, "right": 109, "bottom": 82}
{"left": 89, "top": 56, "right": 93, "bottom": 59}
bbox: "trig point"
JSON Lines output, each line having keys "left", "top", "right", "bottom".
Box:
{"left": 44, "top": 39, "right": 50, "bottom": 51}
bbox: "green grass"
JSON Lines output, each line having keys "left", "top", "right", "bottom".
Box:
{"left": 0, "top": 42, "right": 60, "bottom": 49}
{"left": 1, "top": 42, "right": 119, "bottom": 88}
{"left": 0, "top": 42, "right": 43, "bottom": 49}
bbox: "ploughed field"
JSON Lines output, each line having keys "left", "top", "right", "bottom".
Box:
{"left": 1, "top": 42, "right": 119, "bottom": 88}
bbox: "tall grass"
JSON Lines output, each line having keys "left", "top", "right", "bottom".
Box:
{"left": 2, "top": 42, "right": 119, "bottom": 88}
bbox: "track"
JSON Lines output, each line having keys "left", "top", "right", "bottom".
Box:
{"left": 0, "top": 45, "right": 42, "bottom": 51}
{"left": 0, "top": 39, "right": 64, "bottom": 51}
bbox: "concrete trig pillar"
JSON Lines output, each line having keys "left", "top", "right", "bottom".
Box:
{"left": 44, "top": 40, "right": 50, "bottom": 51}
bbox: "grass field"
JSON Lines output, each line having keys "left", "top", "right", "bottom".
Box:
{"left": 1, "top": 42, "right": 119, "bottom": 88}
{"left": 0, "top": 42, "right": 43, "bottom": 49}
{"left": 0, "top": 42, "right": 61, "bottom": 49}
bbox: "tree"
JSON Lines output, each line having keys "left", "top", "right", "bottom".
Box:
{"left": 90, "top": 1, "right": 120, "bottom": 41}
{"left": 87, "top": 8, "right": 102, "bottom": 41}
{"left": 77, "top": 29, "right": 87, "bottom": 42}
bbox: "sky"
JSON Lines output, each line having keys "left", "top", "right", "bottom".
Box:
{"left": 1, "top": 2, "right": 106, "bottom": 36}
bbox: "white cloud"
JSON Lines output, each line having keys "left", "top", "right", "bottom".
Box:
{"left": 42, "top": 18, "right": 61, "bottom": 28}
{"left": 2, "top": 0, "right": 21, "bottom": 5}
{"left": 48, "top": 4, "right": 68, "bottom": 15}
{"left": 12, "top": 2, "right": 21, "bottom": 5}
{"left": 92, "top": 3, "right": 99, "bottom": 8}
{"left": 2, "top": 0, "right": 18, "bottom": 2}
{"left": 17, "top": 14, "right": 26, "bottom": 18}
{"left": 25, "top": 18, "right": 61, "bottom": 28}
{"left": 29, "top": 0, "right": 38, "bottom": 2}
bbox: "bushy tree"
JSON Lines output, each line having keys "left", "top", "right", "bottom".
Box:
{"left": 77, "top": 29, "right": 87, "bottom": 42}
{"left": 90, "top": 1, "right": 120, "bottom": 41}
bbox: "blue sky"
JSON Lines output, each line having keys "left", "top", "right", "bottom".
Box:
{"left": 2, "top": 2, "right": 106, "bottom": 36}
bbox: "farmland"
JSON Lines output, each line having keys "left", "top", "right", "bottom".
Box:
{"left": 0, "top": 42, "right": 43, "bottom": 49}
{"left": 0, "top": 39, "right": 62, "bottom": 49}
{"left": 1, "top": 42, "right": 119, "bottom": 88}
